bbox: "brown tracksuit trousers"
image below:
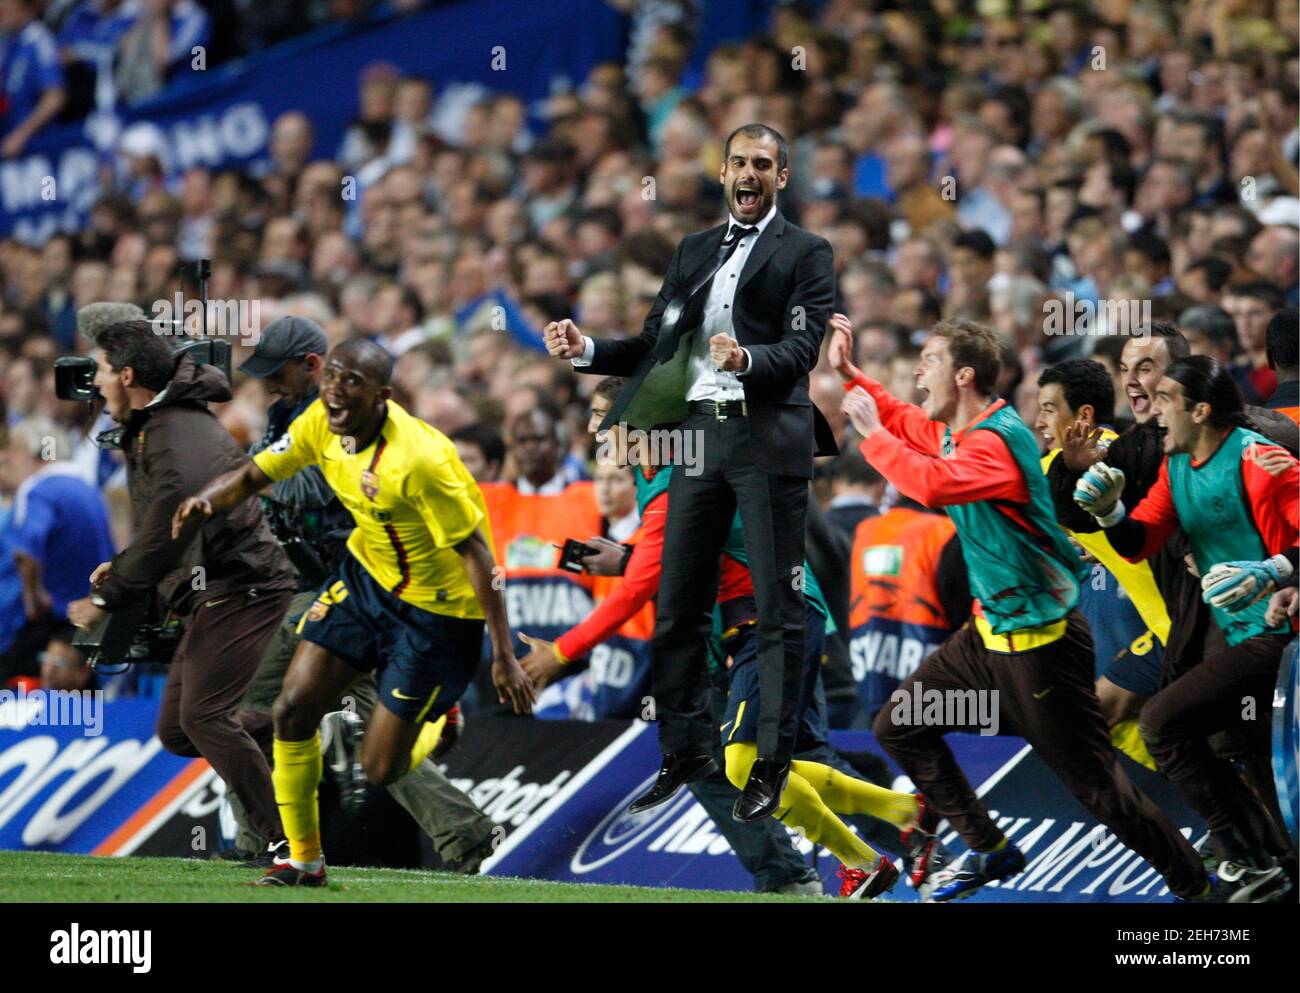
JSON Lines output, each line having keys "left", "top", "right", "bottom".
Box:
{"left": 873, "top": 610, "right": 1206, "bottom": 898}
{"left": 1140, "top": 632, "right": 1292, "bottom": 862}
{"left": 155, "top": 589, "right": 294, "bottom": 844}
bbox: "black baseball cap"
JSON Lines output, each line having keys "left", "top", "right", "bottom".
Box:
{"left": 238, "top": 315, "right": 328, "bottom": 378}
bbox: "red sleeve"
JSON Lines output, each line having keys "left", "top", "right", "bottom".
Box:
{"left": 857, "top": 427, "right": 1028, "bottom": 509}
{"left": 1242, "top": 446, "right": 1300, "bottom": 555}
{"left": 1127, "top": 458, "right": 1179, "bottom": 561}
{"left": 845, "top": 372, "right": 944, "bottom": 454}
{"left": 556, "top": 491, "right": 666, "bottom": 660}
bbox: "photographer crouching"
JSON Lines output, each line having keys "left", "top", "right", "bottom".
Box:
{"left": 66, "top": 320, "right": 296, "bottom": 852}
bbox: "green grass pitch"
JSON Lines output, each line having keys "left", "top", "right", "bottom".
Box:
{"left": 0, "top": 851, "right": 835, "bottom": 903}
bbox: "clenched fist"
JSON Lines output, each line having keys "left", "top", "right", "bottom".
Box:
{"left": 709, "top": 334, "right": 747, "bottom": 372}
{"left": 544, "top": 319, "right": 585, "bottom": 360}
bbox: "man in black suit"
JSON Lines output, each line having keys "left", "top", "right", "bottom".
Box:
{"left": 544, "top": 124, "right": 837, "bottom": 821}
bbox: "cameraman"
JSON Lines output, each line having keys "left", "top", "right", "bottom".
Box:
{"left": 66, "top": 320, "right": 295, "bottom": 854}
{"left": 230, "top": 317, "right": 498, "bottom": 872}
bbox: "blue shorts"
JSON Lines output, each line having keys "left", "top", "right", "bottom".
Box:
{"left": 1101, "top": 627, "right": 1165, "bottom": 697}
{"left": 719, "top": 606, "right": 828, "bottom": 751}
{"left": 296, "top": 554, "right": 484, "bottom": 724}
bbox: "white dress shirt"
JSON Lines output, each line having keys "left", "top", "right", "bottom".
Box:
{"left": 573, "top": 204, "right": 775, "bottom": 402}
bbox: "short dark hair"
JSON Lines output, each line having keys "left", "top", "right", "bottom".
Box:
{"left": 577, "top": 206, "right": 622, "bottom": 239}
{"left": 1164, "top": 355, "right": 1248, "bottom": 430}
{"left": 1104, "top": 160, "right": 1138, "bottom": 205}
{"left": 1267, "top": 308, "right": 1299, "bottom": 372}
{"left": 331, "top": 337, "right": 394, "bottom": 386}
{"left": 1228, "top": 280, "right": 1285, "bottom": 311}
{"left": 1210, "top": 204, "right": 1262, "bottom": 243}
{"left": 914, "top": 288, "right": 943, "bottom": 326}
{"left": 723, "top": 123, "right": 788, "bottom": 173}
{"left": 1039, "top": 359, "right": 1115, "bottom": 425}
{"left": 1127, "top": 229, "right": 1170, "bottom": 267}
{"left": 953, "top": 230, "right": 996, "bottom": 259}
{"left": 96, "top": 320, "right": 177, "bottom": 392}
{"left": 398, "top": 284, "right": 424, "bottom": 324}
{"left": 830, "top": 449, "right": 883, "bottom": 488}
{"left": 1184, "top": 256, "right": 1232, "bottom": 295}
{"left": 1178, "top": 304, "right": 1237, "bottom": 346}
{"left": 593, "top": 376, "right": 628, "bottom": 405}
{"left": 929, "top": 319, "right": 1002, "bottom": 395}
{"left": 450, "top": 422, "right": 505, "bottom": 468}
{"left": 1147, "top": 320, "right": 1191, "bottom": 360}
{"left": 1173, "top": 111, "right": 1226, "bottom": 157}
{"left": 1090, "top": 127, "right": 1132, "bottom": 163}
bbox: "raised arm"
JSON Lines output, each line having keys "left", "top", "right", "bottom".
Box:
{"left": 545, "top": 240, "right": 688, "bottom": 376}
{"left": 827, "top": 313, "right": 943, "bottom": 453}
{"left": 171, "top": 460, "right": 271, "bottom": 539}
{"left": 521, "top": 491, "right": 668, "bottom": 687}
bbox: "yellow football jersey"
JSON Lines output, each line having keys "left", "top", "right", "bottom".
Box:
{"left": 254, "top": 399, "right": 491, "bottom": 619}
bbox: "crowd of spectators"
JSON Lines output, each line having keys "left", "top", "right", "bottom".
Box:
{"left": 1, "top": 0, "right": 1297, "bottom": 721}
{"left": 0, "top": 0, "right": 416, "bottom": 156}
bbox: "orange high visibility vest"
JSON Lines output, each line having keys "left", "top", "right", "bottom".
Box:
{"left": 848, "top": 506, "right": 960, "bottom": 717}
{"left": 480, "top": 480, "right": 603, "bottom": 636}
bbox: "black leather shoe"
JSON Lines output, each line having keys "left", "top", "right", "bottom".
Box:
{"left": 733, "top": 758, "right": 790, "bottom": 822}
{"left": 628, "top": 753, "right": 717, "bottom": 814}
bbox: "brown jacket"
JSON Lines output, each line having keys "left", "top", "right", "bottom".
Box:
{"left": 96, "top": 355, "right": 294, "bottom": 616}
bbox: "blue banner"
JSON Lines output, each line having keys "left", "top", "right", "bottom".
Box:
{"left": 474, "top": 722, "right": 1205, "bottom": 901}
{"left": 2, "top": 693, "right": 1210, "bottom": 902}
{"left": 1, "top": 0, "right": 626, "bottom": 242}
{"left": 0, "top": 693, "right": 211, "bottom": 855}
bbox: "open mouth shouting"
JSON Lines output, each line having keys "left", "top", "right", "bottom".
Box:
{"left": 1127, "top": 386, "right": 1151, "bottom": 418}
{"left": 734, "top": 183, "right": 762, "bottom": 215}
{"left": 324, "top": 397, "right": 351, "bottom": 432}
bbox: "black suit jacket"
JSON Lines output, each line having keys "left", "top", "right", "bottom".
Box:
{"left": 585, "top": 210, "right": 839, "bottom": 478}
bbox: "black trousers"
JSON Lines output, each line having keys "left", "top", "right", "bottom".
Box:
{"left": 688, "top": 668, "right": 816, "bottom": 891}
{"left": 653, "top": 408, "right": 808, "bottom": 762}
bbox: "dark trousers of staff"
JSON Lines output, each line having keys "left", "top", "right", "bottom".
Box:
{"left": 653, "top": 402, "right": 807, "bottom": 765}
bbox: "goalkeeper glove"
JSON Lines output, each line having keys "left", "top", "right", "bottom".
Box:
{"left": 1201, "top": 555, "right": 1295, "bottom": 613}
{"left": 1073, "top": 462, "right": 1127, "bottom": 526}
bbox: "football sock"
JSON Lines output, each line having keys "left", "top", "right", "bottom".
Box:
{"left": 408, "top": 717, "right": 446, "bottom": 773}
{"left": 1109, "top": 719, "right": 1158, "bottom": 771}
{"left": 273, "top": 733, "right": 322, "bottom": 866}
{"left": 791, "top": 759, "right": 919, "bottom": 827}
{"left": 725, "top": 742, "right": 879, "bottom": 870}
